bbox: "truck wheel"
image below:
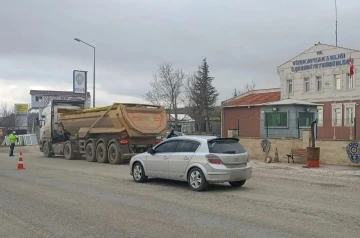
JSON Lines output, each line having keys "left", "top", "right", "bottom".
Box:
{"left": 64, "top": 143, "right": 75, "bottom": 160}
{"left": 43, "top": 141, "right": 53, "bottom": 158}
{"left": 85, "top": 143, "right": 97, "bottom": 162}
{"left": 108, "top": 143, "right": 124, "bottom": 164}
{"left": 96, "top": 143, "right": 108, "bottom": 163}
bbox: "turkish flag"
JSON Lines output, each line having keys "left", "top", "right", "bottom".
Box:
{"left": 349, "top": 57, "right": 354, "bottom": 78}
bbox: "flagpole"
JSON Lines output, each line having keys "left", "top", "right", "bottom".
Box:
{"left": 350, "top": 55, "right": 353, "bottom": 140}
{"left": 335, "top": 0, "right": 338, "bottom": 46}
{"left": 333, "top": 89, "right": 336, "bottom": 139}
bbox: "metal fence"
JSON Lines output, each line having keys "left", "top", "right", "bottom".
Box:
{"left": 235, "top": 117, "right": 358, "bottom": 140}
{"left": 265, "top": 118, "right": 357, "bottom": 139}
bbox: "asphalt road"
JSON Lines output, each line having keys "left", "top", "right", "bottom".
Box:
{"left": 0, "top": 146, "right": 359, "bottom": 238}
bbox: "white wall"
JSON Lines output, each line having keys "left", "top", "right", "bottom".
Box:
{"left": 278, "top": 43, "right": 359, "bottom": 102}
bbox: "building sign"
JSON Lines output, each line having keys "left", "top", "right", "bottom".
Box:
{"left": 14, "top": 104, "right": 29, "bottom": 114}
{"left": 291, "top": 53, "right": 352, "bottom": 72}
{"left": 73, "top": 70, "right": 87, "bottom": 94}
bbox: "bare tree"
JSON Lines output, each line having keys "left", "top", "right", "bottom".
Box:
{"left": 143, "top": 62, "right": 185, "bottom": 129}
{"left": 0, "top": 102, "right": 22, "bottom": 133}
{"left": 233, "top": 80, "right": 256, "bottom": 97}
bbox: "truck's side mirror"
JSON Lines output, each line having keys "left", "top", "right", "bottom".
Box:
{"left": 35, "top": 117, "right": 40, "bottom": 126}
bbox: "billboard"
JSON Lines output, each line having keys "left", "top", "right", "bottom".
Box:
{"left": 14, "top": 104, "right": 29, "bottom": 114}
{"left": 73, "top": 70, "right": 87, "bottom": 94}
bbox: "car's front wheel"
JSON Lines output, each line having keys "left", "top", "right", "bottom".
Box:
{"left": 132, "top": 162, "right": 147, "bottom": 183}
{"left": 229, "top": 180, "right": 246, "bottom": 187}
{"left": 188, "top": 167, "right": 208, "bottom": 191}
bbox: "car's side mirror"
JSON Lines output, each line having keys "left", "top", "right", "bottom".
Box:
{"left": 148, "top": 148, "right": 155, "bottom": 155}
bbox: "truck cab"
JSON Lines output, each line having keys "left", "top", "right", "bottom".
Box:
{"left": 39, "top": 100, "right": 87, "bottom": 152}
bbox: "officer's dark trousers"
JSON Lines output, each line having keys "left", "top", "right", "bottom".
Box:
{"left": 9, "top": 143, "right": 15, "bottom": 156}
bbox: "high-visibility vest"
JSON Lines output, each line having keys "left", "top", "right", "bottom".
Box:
{"left": 9, "top": 134, "right": 17, "bottom": 143}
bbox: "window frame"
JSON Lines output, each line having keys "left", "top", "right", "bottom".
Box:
{"left": 331, "top": 103, "right": 342, "bottom": 127}
{"left": 343, "top": 103, "right": 356, "bottom": 126}
{"left": 286, "top": 79, "right": 293, "bottom": 96}
{"left": 317, "top": 106, "right": 323, "bottom": 127}
{"left": 298, "top": 111, "right": 315, "bottom": 128}
{"left": 174, "top": 140, "right": 200, "bottom": 153}
{"left": 315, "top": 76, "right": 323, "bottom": 92}
{"left": 346, "top": 73, "right": 355, "bottom": 91}
{"left": 154, "top": 140, "right": 179, "bottom": 153}
{"left": 334, "top": 74, "right": 342, "bottom": 91}
{"left": 303, "top": 77, "right": 310, "bottom": 93}
{"left": 264, "top": 111, "right": 288, "bottom": 128}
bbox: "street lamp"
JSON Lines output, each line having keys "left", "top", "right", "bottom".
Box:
{"left": 74, "top": 38, "right": 96, "bottom": 107}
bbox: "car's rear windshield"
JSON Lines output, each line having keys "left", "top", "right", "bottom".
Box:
{"left": 207, "top": 140, "right": 246, "bottom": 154}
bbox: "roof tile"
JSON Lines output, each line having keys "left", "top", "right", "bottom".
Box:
{"left": 223, "top": 91, "right": 281, "bottom": 107}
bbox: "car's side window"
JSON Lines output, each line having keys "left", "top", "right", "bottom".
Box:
{"left": 190, "top": 143, "right": 200, "bottom": 152}
{"left": 155, "top": 141, "right": 179, "bottom": 153}
{"left": 175, "top": 141, "right": 200, "bottom": 153}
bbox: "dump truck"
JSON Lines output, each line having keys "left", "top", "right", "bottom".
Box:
{"left": 38, "top": 100, "right": 167, "bottom": 164}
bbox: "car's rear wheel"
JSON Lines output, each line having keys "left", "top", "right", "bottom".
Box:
{"left": 188, "top": 167, "right": 208, "bottom": 191}
{"left": 132, "top": 162, "right": 147, "bottom": 183}
{"left": 229, "top": 180, "right": 246, "bottom": 187}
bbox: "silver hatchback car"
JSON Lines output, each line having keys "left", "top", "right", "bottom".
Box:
{"left": 129, "top": 136, "right": 252, "bottom": 191}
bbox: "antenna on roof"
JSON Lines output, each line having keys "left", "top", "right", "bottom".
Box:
{"left": 335, "top": 0, "right": 338, "bottom": 46}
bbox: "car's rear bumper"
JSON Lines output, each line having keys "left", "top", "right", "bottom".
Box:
{"left": 204, "top": 163, "right": 252, "bottom": 183}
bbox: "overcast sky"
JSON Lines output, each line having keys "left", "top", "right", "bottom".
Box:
{"left": 1, "top": 0, "right": 359, "bottom": 107}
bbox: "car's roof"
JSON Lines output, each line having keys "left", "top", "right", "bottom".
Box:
{"left": 165, "top": 135, "right": 235, "bottom": 143}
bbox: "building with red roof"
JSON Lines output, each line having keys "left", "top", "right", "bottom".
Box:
{"left": 221, "top": 88, "right": 281, "bottom": 137}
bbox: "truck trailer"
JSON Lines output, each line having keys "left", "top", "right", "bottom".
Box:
{"left": 38, "top": 100, "right": 167, "bottom": 164}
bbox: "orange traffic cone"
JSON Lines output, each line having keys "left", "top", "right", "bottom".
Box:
{"left": 17, "top": 152, "right": 25, "bottom": 170}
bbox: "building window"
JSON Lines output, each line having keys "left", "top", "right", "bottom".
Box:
{"left": 298, "top": 111, "right": 314, "bottom": 127}
{"left": 346, "top": 73, "right": 355, "bottom": 90}
{"left": 344, "top": 103, "right": 355, "bottom": 126}
{"left": 316, "top": 76, "right": 323, "bottom": 91}
{"left": 265, "top": 112, "right": 288, "bottom": 127}
{"left": 35, "top": 96, "right": 43, "bottom": 102}
{"left": 304, "top": 77, "right": 310, "bottom": 92}
{"left": 317, "top": 106, "right": 323, "bottom": 126}
{"left": 286, "top": 79, "right": 293, "bottom": 95}
{"left": 334, "top": 74, "right": 342, "bottom": 90}
{"left": 332, "top": 104, "right": 342, "bottom": 126}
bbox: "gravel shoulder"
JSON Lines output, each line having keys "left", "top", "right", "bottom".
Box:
{"left": 0, "top": 148, "right": 359, "bottom": 238}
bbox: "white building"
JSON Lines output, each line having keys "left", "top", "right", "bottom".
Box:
{"left": 277, "top": 42, "right": 359, "bottom": 139}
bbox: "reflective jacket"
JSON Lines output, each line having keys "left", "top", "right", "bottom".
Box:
{"left": 9, "top": 133, "right": 17, "bottom": 143}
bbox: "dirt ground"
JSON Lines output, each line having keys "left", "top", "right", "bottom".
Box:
{"left": 0, "top": 146, "right": 359, "bottom": 238}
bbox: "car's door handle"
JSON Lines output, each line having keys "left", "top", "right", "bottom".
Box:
{"left": 184, "top": 157, "right": 189, "bottom": 160}
{"left": 163, "top": 156, "right": 168, "bottom": 160}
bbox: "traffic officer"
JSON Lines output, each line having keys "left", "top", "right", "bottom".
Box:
{"left": 9, "top": 131, "right": 18, "bottom": 156}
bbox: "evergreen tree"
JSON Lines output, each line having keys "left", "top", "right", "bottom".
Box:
{"left": 189, "top": 58, "right": 219, "bottom": 133}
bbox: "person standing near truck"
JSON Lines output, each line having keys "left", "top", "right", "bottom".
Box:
{"left": 9, "top": 131, "right": 18, "bottom": 156}
{"left": 166, "top": 128, "right": 177, "bottom": 139}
